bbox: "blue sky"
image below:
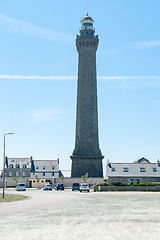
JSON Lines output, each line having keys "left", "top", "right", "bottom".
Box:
{"left": 1, "top": 0, "right": 160, "bottom": 174}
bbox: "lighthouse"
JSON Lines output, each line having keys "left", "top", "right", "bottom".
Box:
{"left": 71, "top": 14, "right": 104, "bottom": 177}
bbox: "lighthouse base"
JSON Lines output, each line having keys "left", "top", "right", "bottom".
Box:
{"left": 70, "top": 156, "right": 104, "bottom": 178}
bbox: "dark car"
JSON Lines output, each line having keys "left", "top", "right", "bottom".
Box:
{"left": 72, "top": 183, "right": 80, "bottom": 191}
{"left": 55, "top": 183, "right": 64, "bottom": 190}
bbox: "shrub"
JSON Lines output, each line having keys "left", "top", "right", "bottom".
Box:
{"left": 132, "top": 183, "right": 154, "bottom": 187}
{"left": 111, "top": 182, "right": 128, "bottom": 186}
{"left": 94, "top": 182, "right": 110, "bottom": 186}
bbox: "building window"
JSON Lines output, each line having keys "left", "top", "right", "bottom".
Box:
{"left": 36, "top": 166, "right": 39, "bottom": 169}
{"left": 129, "top": 179, "right": 141, "bottom": 185}
{"left": 16, "top": 172, "right": 19, "bottom": 177}
{"left": 43, "top": 166, "right": 45, "bottom": 170}
{"left": 9, "top": 164, "right": 14, "bottom": 168}
{"left": 33, "top": 180, "right": 35, "bottom": 183}
{"left": 33, "top": 172, "right": 35, "bottom": 175}
{"left": 153, "top": 168, "right": 157, "bottom": 172}
{"left": 51, "top": 172, "right": 54, "bottom": 176}
{"left": 22, "top": 172, "right": 26, "bottom": 177}
{"left": 140, "top": 168, "right": 146, "bottom": 172}
{"left": 16, "top": 164, "right": 20, "bottom": 168}
{"left": 135, "top": 179, "right": 140, "bottom": 184}
{"left": 52, "top": 166, "right": 54, "bottom": 169}
{"left": 42, "top": 180, "right": 44, "bottom": 183}
{"left": 111, "top": 168, "right": 115, "bottom": 171}
{"left": 22, "top": 164, "right": 27, "bottom": 168}
{"left": 11, "top": 160, "right": 15, "bottom": 163}
{"left": 123, "top": 168, "right": 129, "bottom": 172}
{"left": 129, "top": 179, "right": 134, "bottom": 185}
{"left": 42, "top": 172, "right": 45, "bottom": 176}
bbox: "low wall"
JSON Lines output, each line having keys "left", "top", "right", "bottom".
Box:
{"left": 5, "top": 177, "right": 28, "bottom": 187}
{"left": 56, "top": 178, "right": 104, "bottom": 187}
{"left": 94, "top": 185, "right": 160, "bottom": 192}
{"left": 0, "top": 179, "right": 3, "bottom": 188}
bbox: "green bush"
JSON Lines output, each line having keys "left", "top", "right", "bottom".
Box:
{"left": 111, "top": 182, "right": 129, "bottom": 186}
{"left": 132, "top": 183, "right": 154, "bottom": 187}
{"left": 94, "top": 182, "right": 110, "bottom": 186}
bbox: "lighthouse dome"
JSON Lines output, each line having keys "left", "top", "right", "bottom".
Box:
{"left": 81, "top": 13, "right": 94, "bottom": 30}
{"left": 81, "top": 13, "right": 94, "bottom": 24}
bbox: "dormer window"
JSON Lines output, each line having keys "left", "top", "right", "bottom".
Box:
{"left": 16, "top": 164, "right": 20, "bottom": 168}
{"left": 9, "top": 164, "right": 14, "bottom": 168}
{"left": 22, "top": 164, "right": 27, "bottom": 169}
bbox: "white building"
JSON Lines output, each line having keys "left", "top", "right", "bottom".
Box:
{"left": 30, "top": 159, "right": 59, "bottom": 179}
{"left": 3, "top": 157, "right": 60, "bottom": 187}
{"left": 5, "top": 157, "right": 31, "bottom": 178}
{"left": 106, "top": 158, "right": 160, "bottom": 184}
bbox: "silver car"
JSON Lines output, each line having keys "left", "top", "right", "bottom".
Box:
{"left": 79, "top": 183, "right": 90, "bottom": 192}
{"left": 43, "top": 184, "right": 52, "bottom": 191}
{"left": 16, "top": 183, "right": 26, "bottom": 191}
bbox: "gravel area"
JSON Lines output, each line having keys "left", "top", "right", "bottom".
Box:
{"left": 0, "top": 190, "right": 160, "bottom": 240}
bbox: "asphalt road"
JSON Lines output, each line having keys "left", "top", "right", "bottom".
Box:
{"left": 0, "top": 189, "right": 160, "bottom": 240}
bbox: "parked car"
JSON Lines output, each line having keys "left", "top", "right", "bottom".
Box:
{"left": 15, "top": 183, "right": 26, "bottom": 191}
{"left": 55, "top": 183, "right": 64, "bottom": 190}
{"left": 72, "top": 182, "right": 80, "bottom": 191}
{"left": 43, "top": 184, "right": 52, "bottom": 191}
{"left": 79, "top": 183, "right": 90, "bottom": 192}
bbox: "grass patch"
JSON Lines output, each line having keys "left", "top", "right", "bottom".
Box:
{"left": 0, "top": 193, "right": 28, "bottom": 202}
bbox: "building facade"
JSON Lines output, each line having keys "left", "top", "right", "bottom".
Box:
{"left": 30, "top": 159, "right": 59, "bottom": 179}
{"left": 71, "top": 14, "right": 104, "bottom": 178}
{"left": 106, "top": 158, "right": 160, "bottom": 184}
{"left": 5, "top": 157, "right": 60, "bottom": 187}
{"left": 5, "top": 157, "right": 31, "bottom": 178}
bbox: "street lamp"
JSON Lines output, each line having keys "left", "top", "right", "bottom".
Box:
{"left": 3, "top": 132, "right": 14, "bottom": 198}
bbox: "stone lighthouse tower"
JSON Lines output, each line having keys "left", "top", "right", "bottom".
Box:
{"left": 71, "top": 14, "right": 104, "bottom": 178}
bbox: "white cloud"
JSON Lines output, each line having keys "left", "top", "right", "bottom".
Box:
{"left": 0, "top": 74, "right": 76, "bottom": 80}
{"left": 0, "top": 14, "right": 73, "bottom": 44}
{"left": 99, "top": 75, "right": 160, "bottom": 80}
{"left": 1, "top": 74, "right": 160, "bottom": 89}
{"left": 27, "top": 106, "right": 67, "bottom": 124}
{"left": 1, "top": 74, "right": 160, "bottom": 81}
{"left": 131, "top": 40, "right": 160, "bottom": 49}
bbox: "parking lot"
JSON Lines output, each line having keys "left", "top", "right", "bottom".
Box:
{"left": 0, "top": 189, "right": 160, "bottom": 240}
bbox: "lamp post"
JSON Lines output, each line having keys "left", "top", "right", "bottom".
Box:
{"left": 3, "top": 132, "right": 14, "bottom": 198}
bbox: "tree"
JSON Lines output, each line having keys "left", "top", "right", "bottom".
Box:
{"left": 60, "top": 175, "right": 64, "bottom": 182}
{"left": 13, "top": 176, "right": 19, "bottom": 184}
{"left": 35, "top": 175, "right": 40, "bottom": 182}
{"left": 82, "top": 175, "right": 87, "bottom": 182}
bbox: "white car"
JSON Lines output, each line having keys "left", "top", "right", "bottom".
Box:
{"left": 79, "top": 183, "right": 90, "bottom": 192}
{"left": 16, "top": 183, "right": 26, "bottom": 191}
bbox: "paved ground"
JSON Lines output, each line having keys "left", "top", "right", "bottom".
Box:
{"left": 0, "top": 189, "right": 160, "bottom": 240}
